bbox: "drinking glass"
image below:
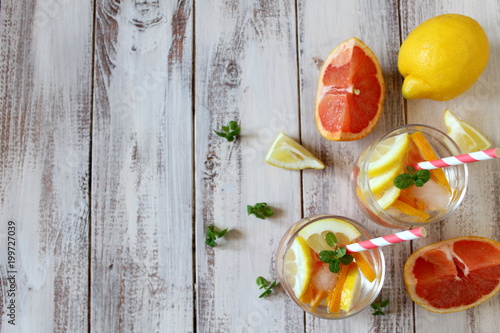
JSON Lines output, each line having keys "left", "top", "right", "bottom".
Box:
{"left": 276, "top": 214, "right": 385, "bottom": 319}
{"left": 352, "top": 124, "right": 468, "bottom": 229}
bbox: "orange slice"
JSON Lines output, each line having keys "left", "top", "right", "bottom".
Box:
{"left": 315, "top": 37, "right": 385, "bottom": 141}
{"left": 390, "top": 199, "right": 430, "bottom": 222}
{"left": 326, "top": 263, "right": 351, "bottom": 313}
{"left": 409, "top": 132, "right": 450, "bottom": 189}
{"left": 404, "top": 236, "right": 500, "bottom": 313}
{"left": 351, "top": 252, "right": 377, "bottom": 282}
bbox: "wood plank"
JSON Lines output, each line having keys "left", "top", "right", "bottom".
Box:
{"left": 0, "top": 0, "right": 93, "bottom": 331}
{"left": 91, "top": 0, "right": 193, "bottom": 331}
{"left": 297, "top": 0, "right": 411, "bottom": 331}
{"left": 194, "top": 1, "right": 305, "bottom": 331}
{"left": 400, "top": 2, "right": 500, "bottom": 332}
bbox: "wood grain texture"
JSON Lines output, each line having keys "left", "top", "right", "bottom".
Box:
{"left": 0, "top": 0, "right": 93, "bottom": 332}
{"left": 297, "top": 1, "right": 411, "bottom": 332}
{"left": 91, "top": 0, "right": 193, "bottom": 332}
{"left": 400, "top": 2, "right": 500, "bottom": 332}
{"left": 194, "top": 1, "right": 305, "bottom": 332}
{"left": 0, "top": 1, "right": 499, "bottom": 332}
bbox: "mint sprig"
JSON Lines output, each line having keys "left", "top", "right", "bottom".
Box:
{"left": 256, "top": 276, "right": 277, "bottom": 298}
{"left": 205, "top": 225, "right": 228, "bottom": 247}
{"left": 318, "top": 232, "right": 353, "bottom": 273}
{"left": 394, "top": 166, "right": 431, "bottom": 189}
{"left": 247, "top": 202, "right": 274, "bottom": 219}
{"left": 371, "top": 299, "right": 390, "bottom": 315}
{"left": 214, "top": 120, "right": 241, "bottom": 142}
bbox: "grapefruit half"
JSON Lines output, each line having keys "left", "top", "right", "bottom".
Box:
{"left": 404, "top": 236, "right": 500, "bottom": 313}
{"left": 315, "top": 37, "right": 385, "bottom": 141}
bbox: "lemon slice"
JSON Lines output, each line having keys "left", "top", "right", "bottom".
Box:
{"left": 443, "top": 109, "right": 492, "bottom": 153}
{"left": 284, "top": 236, "right": 313, "bottom": 298}
{"left": 375, "top": 185, "right": 401, "bottom": 210}
{"left": 265, "top": 132, "right": 325, "bottom": 170}
{"left": 369, "top": 163, "right": 404, "bottom": 194}
{"left": 298, "top": 218, "right": 361, "bottom": 253}
{"left": 368, "top": 133, "right": 410, "bottom": 177}
{"left": 340, "top": 263, "right": 361, "bottom": 312}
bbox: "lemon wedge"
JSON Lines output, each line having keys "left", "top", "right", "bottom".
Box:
{"left": 375, "top": 185, "right": 401, "bottom": 210}
{"left": 368, "top": 133, "right": 410, "bottom": 177}
{"left": 298, "top": 218, "right": 361, "bottom": 253}
{"left": 340, "top": 263, "right": 361, "bottom": 312}
{"left": 369, "top": 163, "right": 404, "bottom": 194}
{"left": 443, "top": 109, "right": 492, "bottom": 153}
{"left": 284, "top": 236, "right": 313, "bottom": 299}
{"left": 265, "top": 132, "right": 325, "bottom": 170}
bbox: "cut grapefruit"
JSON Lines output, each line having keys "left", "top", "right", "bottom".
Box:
{"left": 404, "top": 236, "right": 500, "bottom": 313}
{"left": 315, "top": 37, "right": 385, "bottom": 141}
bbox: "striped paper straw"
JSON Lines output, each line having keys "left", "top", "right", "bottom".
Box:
{"left": 415, "top": 148, "right": 499, "bottom": 170}
{"left": 345, "top": 227, "right": 426, "bottom": 253}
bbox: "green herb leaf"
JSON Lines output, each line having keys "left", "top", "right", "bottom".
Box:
{"left": 319, "top": 233, "right": 352, "bottom": 274}
{"left": 394, "top": 167, "right": 431, "bottom": 189}
{"left": 325, "top": 232, "right": 338, "bottom": 247}
{"left": 415, "top": 169, "right": 431, "bottom": 183}
{"left": 329, "top": 260, "right": 341, "bottom": 273}
{"left": 319, "top": 250, "right": 337, "bottom": 263}
{"left": 394, "top": 173, "right": 414, "bottom": 189}
{"left": 256, "top": 276, "right": 269, "bottom": 288}
{"left": 214, "top": 120, "right": 241, "bottom": 142}
{"left": 406, "top": 165, "right": 416, "bottom": 173}
{"left": 338, "top": 254, "right": 353, "bottom": 265}
{"left": 259, "top": 289, "right": 272, "bottom": 298}
{"left": 205, "top": 225, "right": 228, "bottom": 247}
{"left": 247, "top": 202, "right": 274, "bottom": 219}
{"left": 371, "top": 299, "right": 390, "bottom": 315}
{"left": 216, "top": 228, "right": 228, "bottom": 238}
{"left": 256, "top": 276, "right": 277, "bottom": 298}
{"left": 334, "top": 247, "right": 347, "bottom": 258}
{"left": 205, "top": 238, "right": 217, "bottom": 247}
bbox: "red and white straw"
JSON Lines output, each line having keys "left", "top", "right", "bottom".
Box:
{"left": 345, "top": 227, "right": 426, "bottom": 253}
{"left": 414, "top": 148, "right": 499, "bottom": 170}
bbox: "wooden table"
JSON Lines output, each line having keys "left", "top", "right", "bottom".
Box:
{"left": 1, "top": 1, "right": 499, "bottom": 332}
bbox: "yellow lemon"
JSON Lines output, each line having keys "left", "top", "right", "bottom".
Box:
{"left": 298, "top": 218, "right": 361, "bottom": 253}
{"left": 265, "top": 132, "right": 325, "bottom": 170}
{"left": 284, "top": 236, "right": 313, "bottom": 299}
{"left": 368, "top": 133, "right": 409, "bottom": 177}
{"left": 443, "top": 109, "right": 492, "bottom": 153}
{"left": 398, "top": 14, "right": 489, "bottom": 101}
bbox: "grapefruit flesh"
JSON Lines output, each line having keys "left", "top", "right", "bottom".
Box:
{"left": 404, "top": 236, "right": 500, "bottom": 313}
{"left": 315, "top": 38, "right": 385, "bottom": 141}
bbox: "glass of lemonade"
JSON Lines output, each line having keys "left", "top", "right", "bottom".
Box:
{"left": 352, "top": 124, "right": 468, "bottom": 229}
{"left": 276, "top": 214, "right": 385, "bottom": 319}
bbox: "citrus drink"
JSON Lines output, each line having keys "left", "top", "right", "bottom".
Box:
{"left": 276, "top": 215, "right": 385, "bottom": 319}
{"left": 352, "top": 125, "right": 468, "bottom": 229}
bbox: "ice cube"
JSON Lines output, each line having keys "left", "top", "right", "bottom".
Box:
{"left": 408, "top": 179, "right": 450, "bottom": 211}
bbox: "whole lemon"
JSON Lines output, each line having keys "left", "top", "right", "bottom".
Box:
{"left": 398, "top": 14, "right": 489, "bottom": 101}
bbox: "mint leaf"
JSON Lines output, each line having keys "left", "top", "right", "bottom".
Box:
{"left": 394, "top": 173, "right": 413, "bottom": 189}
{"left": 325, "top": 232, "right": 338, "bottom": 247}
{"left": 329, "top": 260, "right": 341, "bottom": 273}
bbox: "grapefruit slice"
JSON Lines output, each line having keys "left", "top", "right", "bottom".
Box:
{"left": 315, "top": 37, "right": 385, "bottom": 141}
{"left": 404, "top": 236, "right": 500, "bottom": 313}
